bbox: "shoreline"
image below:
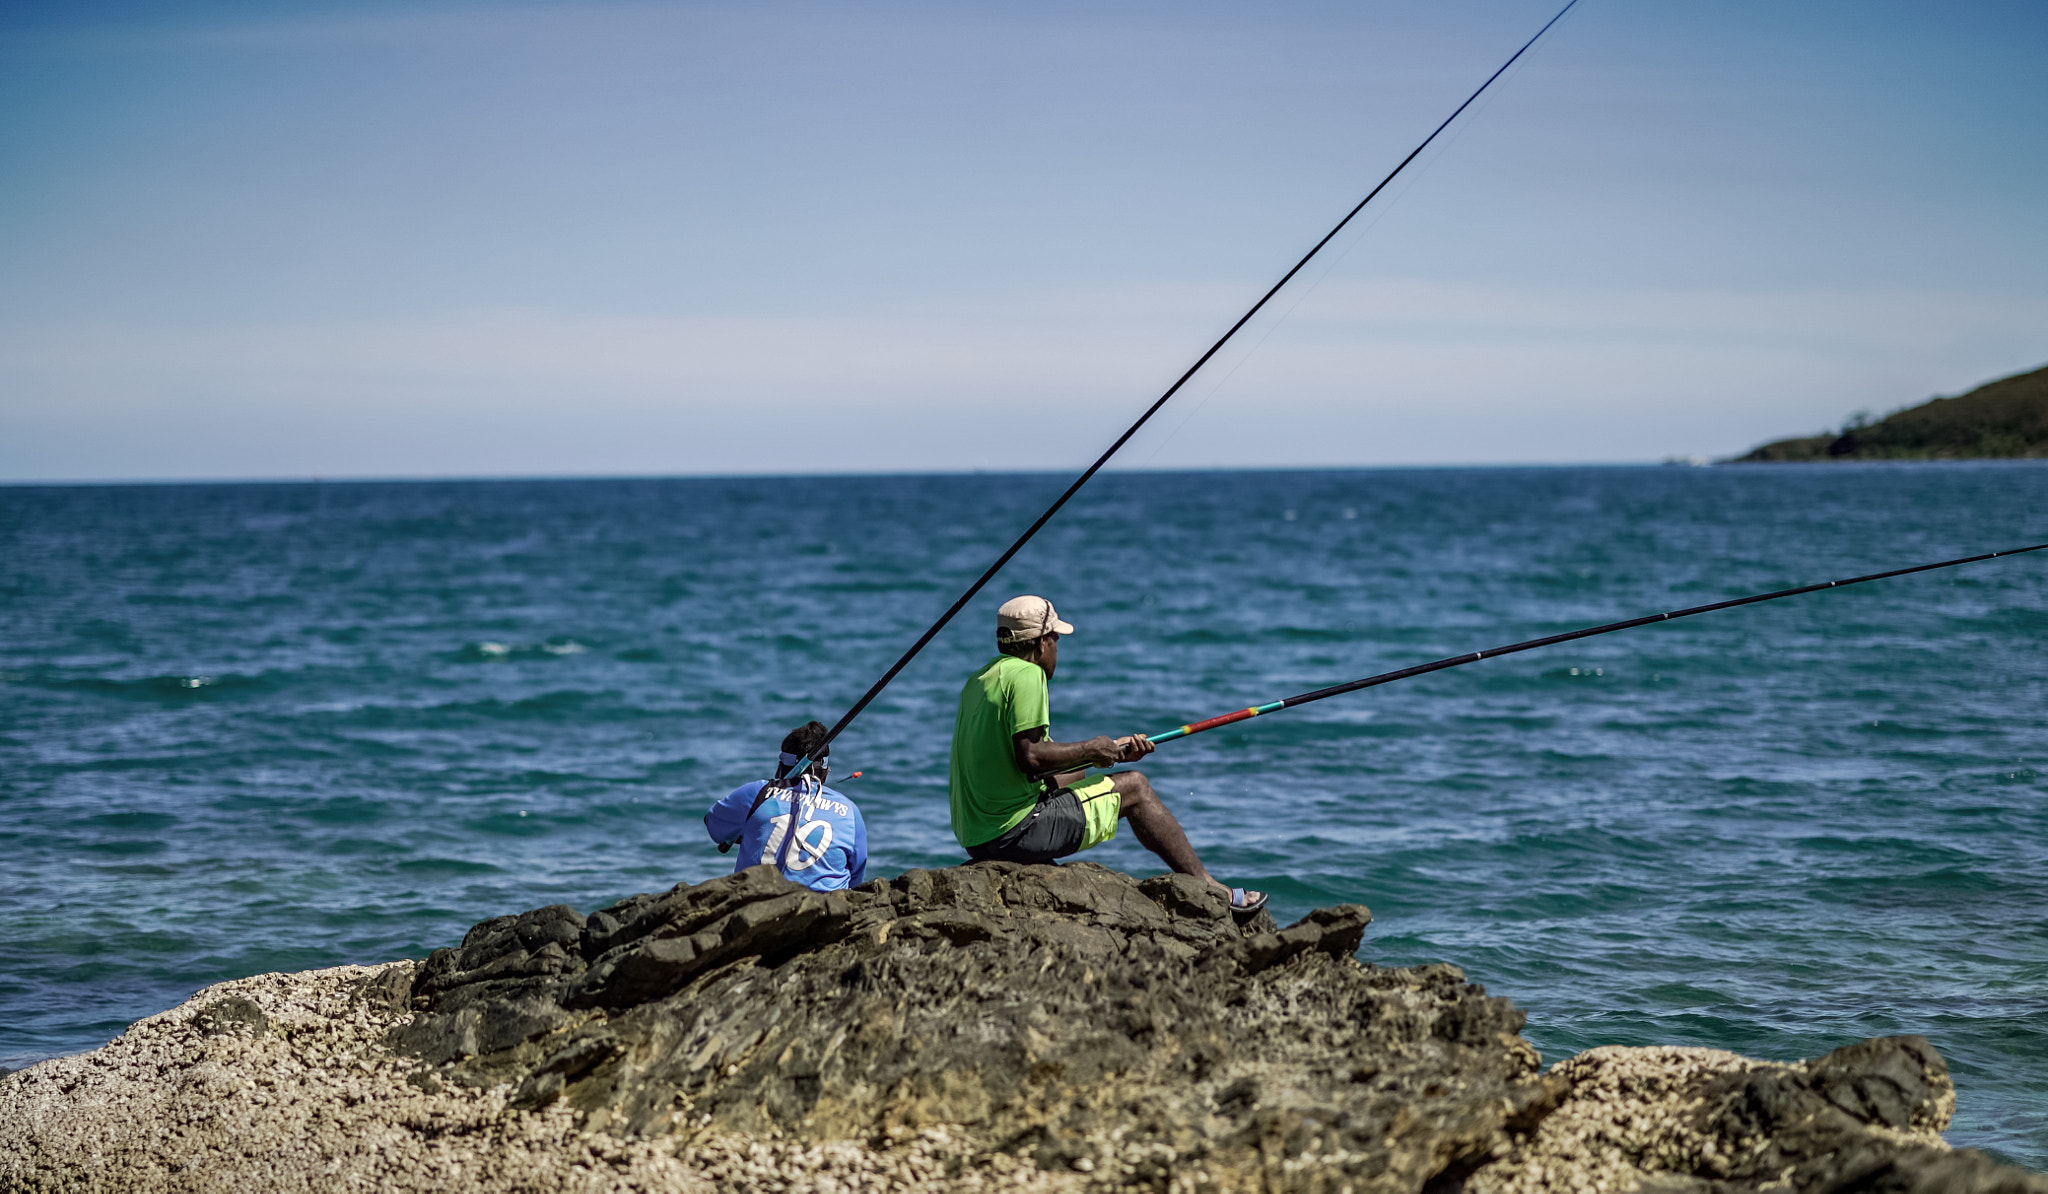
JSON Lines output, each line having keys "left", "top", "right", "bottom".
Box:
{"left": 5, "top": 863, "right": 2043, "bottom": 1193}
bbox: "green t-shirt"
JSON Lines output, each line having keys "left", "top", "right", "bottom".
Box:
{"left": 949, "top": 654, "right": 1051, "bottom": 848}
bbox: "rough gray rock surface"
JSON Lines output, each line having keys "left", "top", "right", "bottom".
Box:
{"left": 3, "top": 861, "right": 2042, "bottom": 1192}
{"left": 392, "top": 860, "right": 1541, "bottom": 1189}
{"left": 1471, "top": 1041, "right": 2046, "bottom": 1194}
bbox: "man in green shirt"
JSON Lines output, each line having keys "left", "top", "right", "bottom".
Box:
{"left": 949, "top": 594, "right": 1267, "bottom": 914}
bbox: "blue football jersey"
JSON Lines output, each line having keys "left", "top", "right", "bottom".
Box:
{"left": 704, "top": 779, "right": 868, "bottom": 891}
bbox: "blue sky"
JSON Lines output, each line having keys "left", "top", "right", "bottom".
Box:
{"left": 3, "top": 0, "right": 2045, "bottom": 480}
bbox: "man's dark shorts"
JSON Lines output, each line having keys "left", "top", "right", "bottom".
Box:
{"left": 965, "top": 776, "right": 1120, "bottom": 865}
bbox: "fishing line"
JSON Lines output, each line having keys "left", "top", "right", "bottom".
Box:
{"left": 1134, "top": 49, "right": 1534, "bottom": 470}
{"left": 763, "top": 2, "right": 1585, "bottom": 846}
{"left": 1142, "top": 542, "right": 2048, "bottom": 746}
{"left": 1136, "top": 16, "right": 1576, "bottom": 470}
{"left": 1134, "top": 210, "right": 1397, "bottom": 469}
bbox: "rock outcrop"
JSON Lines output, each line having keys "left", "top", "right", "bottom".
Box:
{"left": 2, "top": 862, "right": 2042, "bottom": 1192}
{"left": 1473, "top": 1041, "right": 2043, "bottom": 1194}
{"left": 388, "top": 860, "right": 1537, "bottom": 1187}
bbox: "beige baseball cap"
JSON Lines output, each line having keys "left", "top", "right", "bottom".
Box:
{"left": 996, "top": 595, "right": 1074, "bottom": 644}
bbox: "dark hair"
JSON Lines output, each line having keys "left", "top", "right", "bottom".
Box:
{"left": 997, "top": 630, "right": 1055, "bottom": 658}
{"left": 781, "top": 720, "right": 830, "bottom": 760}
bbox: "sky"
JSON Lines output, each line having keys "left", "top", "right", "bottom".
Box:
{"left": 2, "top": 0, "right": 2045, "bottom": 481}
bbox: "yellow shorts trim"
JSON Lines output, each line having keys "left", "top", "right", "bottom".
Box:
{"left": 1071, "top": 774, "right": 1121, "bottom": 850}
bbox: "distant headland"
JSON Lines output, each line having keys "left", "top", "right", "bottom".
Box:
{"left": 1732, "top": 362, "right": 2048, "bottom": 462}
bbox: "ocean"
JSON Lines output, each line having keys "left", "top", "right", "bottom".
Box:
{"left": 2, "top": 464, "right": 2043, "bottom": 1167}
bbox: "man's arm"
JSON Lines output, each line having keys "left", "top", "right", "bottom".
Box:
{"left": 704, "top": 782, "right": 760, "bottom": 847}
{"left": 1013, "top": 727, "right": 1155, "bottom": 778}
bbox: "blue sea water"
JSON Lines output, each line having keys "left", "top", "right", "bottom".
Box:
{"left": 2, "top": 465, "right": 2044, "bottom": 1168}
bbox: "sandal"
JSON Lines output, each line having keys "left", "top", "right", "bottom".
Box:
{"left": 1229, "top": 887, "right": 1269, "bottom": 916}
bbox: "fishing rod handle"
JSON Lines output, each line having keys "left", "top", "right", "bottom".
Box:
{"left": 1151, "top": 701, "right": 1287, "bottom": 744}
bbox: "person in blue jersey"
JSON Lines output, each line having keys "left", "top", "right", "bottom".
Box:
{"left": 705, "top": 720, "right": 868, "bottom": 891}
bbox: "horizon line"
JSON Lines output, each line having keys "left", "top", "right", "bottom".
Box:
{"left": 9, "top": 457, "right": 2047, "bottom": 488}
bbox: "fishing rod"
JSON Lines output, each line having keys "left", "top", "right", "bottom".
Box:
{"left": 759, "top": 1, "right": 1583, "bottom": 843}
{"left": 1138, "top": 541, "right": 2048, "bottom": 747}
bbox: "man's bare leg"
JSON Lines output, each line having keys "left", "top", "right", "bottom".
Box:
{"left": 1108, "top": 771, "right": 1227, "bottom": 892}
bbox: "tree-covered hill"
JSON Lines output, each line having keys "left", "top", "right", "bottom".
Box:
{"left": 1734, "top": 363, "right": 2048, "bottom": 462}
